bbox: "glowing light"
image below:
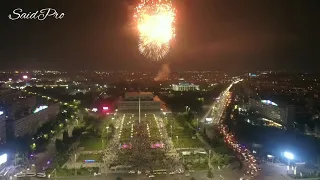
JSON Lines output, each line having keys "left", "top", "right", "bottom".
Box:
{"left": 134, "top": 0, "right": 176, "bottom": 60}
{"left": 261, "top": 100, "right": 278, "bottom": 106}
{"left": 84, "top": 160, "right": 95, "bottom": 163}
{"left": 206, "top": 118, "right": 213, "bottom": 122}
{"left": 23, "top": 75, "right": 28, "bottom": 79}
{"left": 0, "top": 154, "right": 7, "bottom": 165}
{"left": 103, "top": 107, "right": 109, "bottom": 110}
{"left": 284, "top": 152, "right": 294, "bottom": 160}
{"left": 0, "top": 111, "right": 3, "bottom": 115}
{"left": 92, "top": 108, "right": 98, "bottom": 112}
{"left": 33, "top": 105, "right": 48, "bottom": 113}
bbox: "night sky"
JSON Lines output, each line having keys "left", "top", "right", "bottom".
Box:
{"left": 0, "top": 0, "right": 319, "bottom": 72}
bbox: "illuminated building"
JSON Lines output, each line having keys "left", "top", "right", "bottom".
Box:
{"left": 172, "top": 82, "right": 199, "bottom": 91}
{"left": 249, "top": 98, "right": 295, "bottom": 126}
{"left": 8, "top": 103, "right": 60, "bottom": 137}
{"left": 118, "top": 92, "right": 160, "bottom": 111}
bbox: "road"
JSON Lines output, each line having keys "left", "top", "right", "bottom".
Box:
{"left": 252, "top": 163, "right": 289, "bottom": 180}
{"left": 45, "top": 170, "right": 243, "bottom": 180}
{"left": 210, "top": 80, "right": 241, "bottom": 124}
{"left": 204, "top": 79, "right": 294, "bottom": 180}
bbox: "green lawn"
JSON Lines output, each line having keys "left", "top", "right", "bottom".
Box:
{"left": 173, "top": 137, "right": 202, "bottom": 148}
{"left": 148, "top": 116, "right": 165, "bottom": 143}
{"left": 183, "top": 154, "right": 209, "bottom": 170}
{"left": 79, "top": 136, "right": 106, "bottom": 151}
{"left": 164, "top": 116, "right": 203, "bottom": 149}
{"left": 77, "top": 154, "right": 102, "bottom": 162}
{"left": 120, "top": 117, "right": 133, "bottom": 143}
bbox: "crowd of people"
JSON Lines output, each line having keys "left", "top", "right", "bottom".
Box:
{"left": 102, "top": 113, "right": 184, "bottom": 173}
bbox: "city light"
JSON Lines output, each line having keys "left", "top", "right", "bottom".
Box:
{"left": 22, "top": 75, "right": 28, "bottom": 79}
{"left": 0, "top": 153, "right": 7, "bottom": 165}
{"left": 33, "top": 105, "right": 48, "bottom": 113}
{"left": 261, "top": 100, "right": 278, "bottom": 106}
{"left": 103, "top": 107, "right": 109, "bottom": 110}
{"left": 0, "top": 111, "right": 3, "bottom": 115}
{"left": 205, "top": 117, "right": 213, "bottom": 123}
{"left": 92, "top": 108, "right": 98, "bottom": 112}
{"left": 284, "top": 151, "right": 294, "bottom": 160}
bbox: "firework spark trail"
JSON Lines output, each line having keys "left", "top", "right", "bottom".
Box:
{"left": 134, "top": 0, "right": 176, "bottom": 60}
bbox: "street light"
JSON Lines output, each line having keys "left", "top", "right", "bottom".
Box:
{"left": 284, "top": 151, "right": 294, "bottom": 170}
{"left": 197, "top": 118, "right": 199, "bottom": 131}
{"left": 176, "top": 136, "right": 179, "bottom": 145}
{"left": 185, "top": 106, "right": 190, "bottom": 114}
{"left": 106, "top": 127, "right": 109, "bottom": 142}
{"left": 284, "top": 152, "right": 294, "bottom": 160}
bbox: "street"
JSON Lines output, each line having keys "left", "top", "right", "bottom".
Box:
{"left": 45, "top": 170, "right": 243, "bottom": 180}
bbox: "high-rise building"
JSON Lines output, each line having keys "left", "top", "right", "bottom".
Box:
{"left": 249, "top": 98, "right": 295, "bottom": 126}
{"left": 8, "top": 103, "right": 60, "bottom": 137}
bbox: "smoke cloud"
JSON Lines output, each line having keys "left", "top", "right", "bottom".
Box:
{"left": 154, "top": 64, "right": 171, "bottom": 81}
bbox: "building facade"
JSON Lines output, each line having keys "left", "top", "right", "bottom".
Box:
{"left": 118, "top": 101, "right": 160, "bottom": 111}
{"left": 249, "top": 98, "right": 295, "bottom": 126}
{"left": 10, "top": 103, "right": 60, "bottom": 137}
{"left": 172, "top": 82, "right": 200, "bottom": 91}
{"left": 118, "top": 92, "right": 160, "bottom": 111}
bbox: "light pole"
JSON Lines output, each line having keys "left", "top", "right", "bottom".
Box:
{"left": 106, "top": 127, "right": 109, "bottom": 142}
{"left": 185, "top": 106, "right": 190, "bottom": 114}
{"left": 170, "top": 125, "right": 173, "bottom": 138}
{"left": 102, "top": 139, "right": 104, "bottom": 149}
{"left": 284, "top": 151, "right": 294, "bottom": 173}
{"left": 176, "top": 136, "right": 179, "bottom": 145}
{"left": 208, "top": 149, "right": 211, "bottom": 169}
{"left": 197, "top": 118, "right": 199, "bottom": 131}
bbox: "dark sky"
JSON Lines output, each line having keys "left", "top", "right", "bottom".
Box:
{"left": 0, "top": 0, "right": 319, "bottom": 72}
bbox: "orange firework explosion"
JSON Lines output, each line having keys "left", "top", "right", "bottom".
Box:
{"left": 134, "top": 0, "right": 176, "bottom": 60}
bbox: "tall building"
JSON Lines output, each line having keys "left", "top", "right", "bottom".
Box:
{"left": 8, "top": 103, "right": 60, "bottom": 137}
{"left": 0, "top": 111, "right": 6, "bottom": 144}
{"left": 172, "top": 82, "right": 199, "bottom": 91}
{"left": 118, "top": 92, "right": 160, "bottom": 111}
{"left": 249, "top": 98, "right": 295, "bottom": 126}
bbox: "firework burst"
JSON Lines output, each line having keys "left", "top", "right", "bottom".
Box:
{"left": 134, "top": 0, "right": 176, "bottom": 60}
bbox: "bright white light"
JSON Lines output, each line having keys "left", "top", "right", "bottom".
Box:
{"left": 284, "top": 152, "right": 294, "bottom": 160}
{"left": 33, "top": 105, "right": 48, "bottom": 113}
{"left": 0, "top": 111, "right": 3, "bottom": 115}
{"left": 0, "top": 154, "right": 8, "bottom": 165}
{"left": 261, "top": 100, "right": 278, "bottom": 106}
{"left": 92, "top": 108, "right": 98, "bottom": 112}
{"left": 206, "top": 118, "right": 213, "bottom": 122}
{"left": 103, "top": 107, "right": 109, "bottom": 110}
{"left": 267, "top": 154, "right": 274, "bottom": 158}
{"left": 22, "top": 75, "right": 28, "bottom": 79}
